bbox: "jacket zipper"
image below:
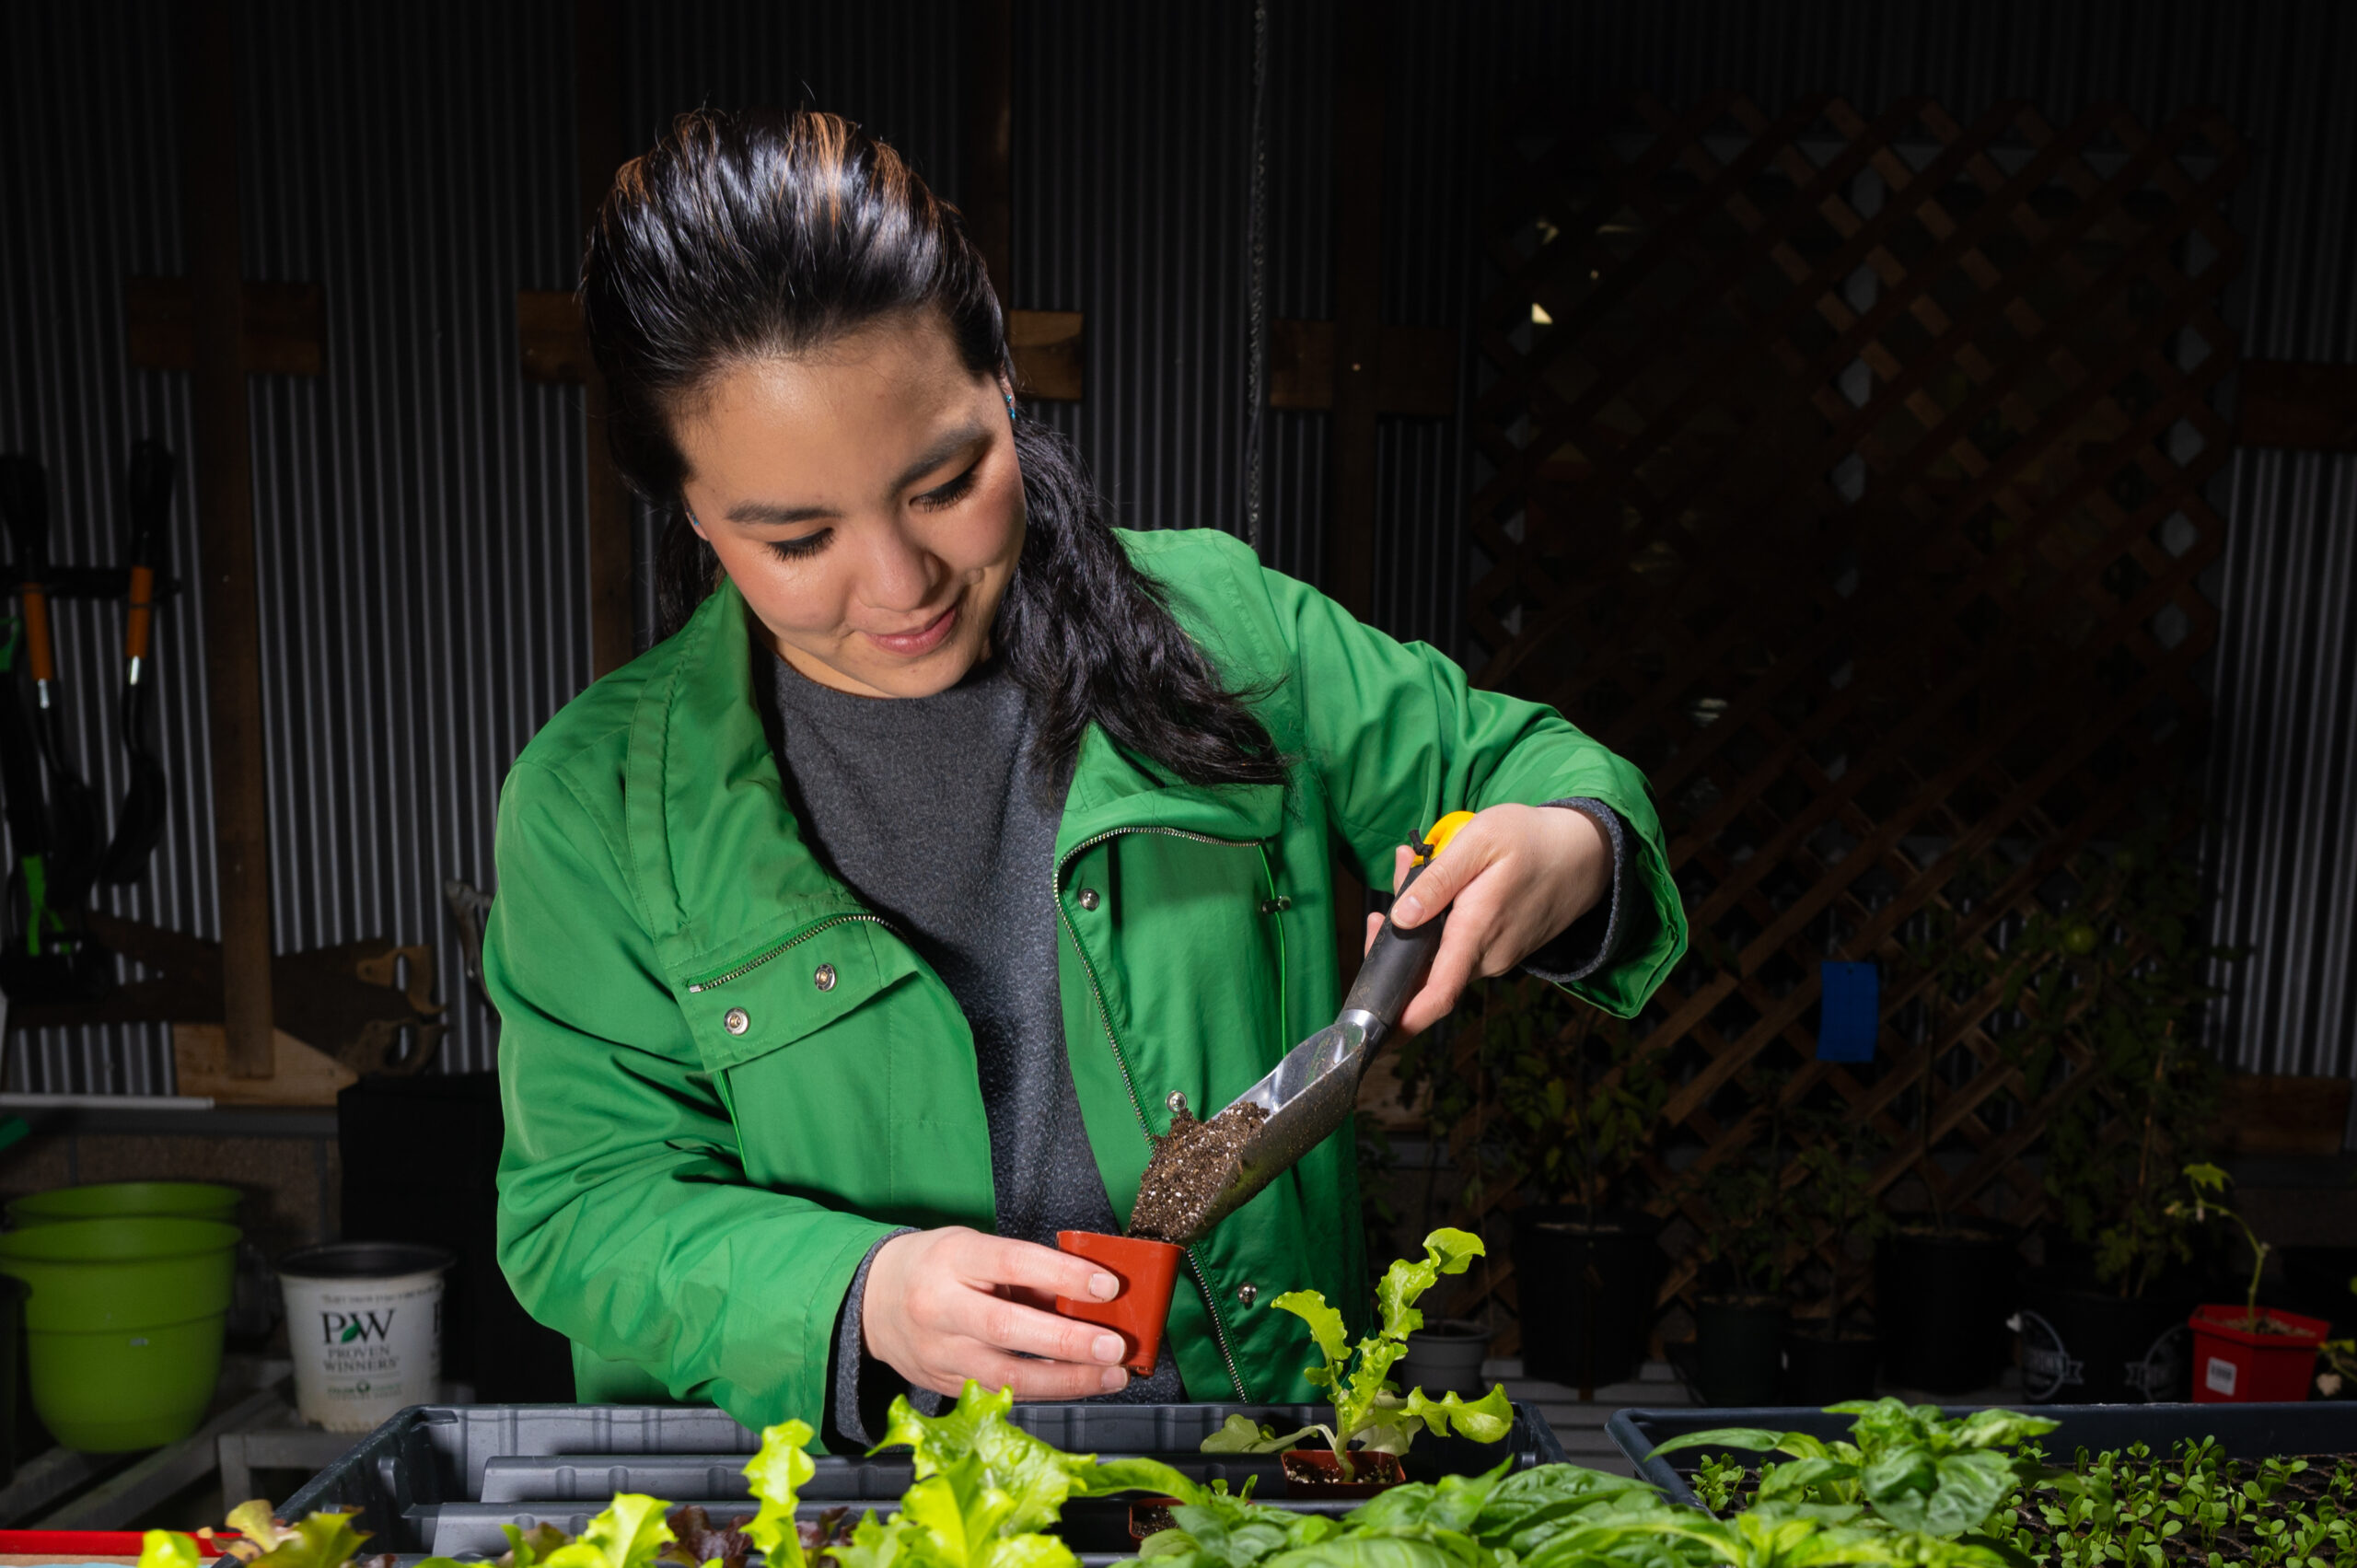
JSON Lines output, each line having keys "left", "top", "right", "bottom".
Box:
{"left": 685, "top": 912, "right": 894, "bottom": 993}
{"left": 1053, "top": 824, "right": 1257, "bottom": 1402}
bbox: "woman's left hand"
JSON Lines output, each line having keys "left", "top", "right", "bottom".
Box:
{"left": 1364, "top": 803, "right": 1612, "bottom": 1038}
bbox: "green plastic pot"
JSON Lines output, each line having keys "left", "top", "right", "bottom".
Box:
{"left": 6, "top": 1181, "right": 240, "bottom": 1228}
{"left": 0, "top": 1218, "right": 239, "bottom": 1452}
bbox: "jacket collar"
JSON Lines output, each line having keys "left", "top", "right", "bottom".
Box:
{"left": 624, "top": 580, "right": 1284, "bottom": 981}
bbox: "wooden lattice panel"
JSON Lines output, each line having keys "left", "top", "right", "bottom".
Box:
{"left": 1448, "top": 93, "right": 2246, "bottom": 1342}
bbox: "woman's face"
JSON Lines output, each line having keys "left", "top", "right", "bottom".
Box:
{"left": 675, "top": 312, "right": 1023, "bottom": 699}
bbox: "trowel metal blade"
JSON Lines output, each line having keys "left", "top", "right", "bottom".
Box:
{"left": 1169, "top": 1016, "right": 1375, "bottom": 1244}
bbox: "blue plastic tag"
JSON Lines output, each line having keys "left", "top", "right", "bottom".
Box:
{"left": 1817, "top": 960, "right": 1879, "bottom": 1062}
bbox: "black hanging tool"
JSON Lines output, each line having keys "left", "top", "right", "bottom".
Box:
{"left": 100, "top": 440, "right": 175, "bottom": 885}
{"left": 0, "top": 455, "right": 108, "bottom": 1000}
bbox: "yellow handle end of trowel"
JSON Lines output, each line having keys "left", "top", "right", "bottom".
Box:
{"left": 1415, "top": 810, "right": 1478, "bottom": 865}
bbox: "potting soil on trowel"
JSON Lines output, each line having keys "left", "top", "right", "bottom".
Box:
{"left": 1126, "top": 1103, "right": 1268, "bottom": 1242}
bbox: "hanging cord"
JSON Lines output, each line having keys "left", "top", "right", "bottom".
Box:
{"left": 1242, "top": 0, "right": 1271, "bottom": 553}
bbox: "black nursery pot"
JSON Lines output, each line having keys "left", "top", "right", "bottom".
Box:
{"left": 2014, "top": 1266, "right": 2197, "bottom": 1404}
{"left": 1512, "top": 1208, "right": 1666, "bottom": 1388}
{"left": 1781, "top": 1328, "right": 1879, "bottom": 1406}
{"left": 1693, "top": 1295, "right": 1789, "bottom": 1406}
{"left": 1876, "top": 1221, "right": 2019, "bottom": 1394}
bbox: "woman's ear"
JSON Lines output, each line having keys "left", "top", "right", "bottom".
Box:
{"left": 681, "top": 497, "right": 710, "bottom": 541}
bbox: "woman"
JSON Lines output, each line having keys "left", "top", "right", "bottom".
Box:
{"left": 489, "top": 108, "right": 1685, "bottom": 1449}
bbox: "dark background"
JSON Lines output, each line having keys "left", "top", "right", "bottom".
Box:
{"left": 1, "top": 0, "right": 2351, "bottom": 1098}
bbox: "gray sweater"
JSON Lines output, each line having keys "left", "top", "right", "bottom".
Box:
{"left": 762, "top": 652, "right": 1635, "bottom": 1445}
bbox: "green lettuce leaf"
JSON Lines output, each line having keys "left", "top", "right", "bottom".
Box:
{"left": 853, "top": 1381, "right": 1201, "bottom": 1568}
{"left": 250, "top": 1510, "right": 374, "bottom": 1568}
{"left": 1400, "top": 1387, "right": 1513, "bottom": 1446}
{"left": 1271, "top": 1289, "right": 1353, "bottom": 1397}
{"left": 742, "top": 1418, "right": 817, "bottom": 1568}
{"left": 224, "top": 1502, "right": 296, "bottom": 1556}
{"left": 544, "top": 1495, "right": 676, "bottom": 1568}
{"left": 137, "top": 1532, "right": 202, "bottom": 1568}
{"left": 1199, "top": 1414, "right": 1312, "bottom": 1455}
{"left": 1373, "top": 1229, "right": 1483, "bottom": 1343}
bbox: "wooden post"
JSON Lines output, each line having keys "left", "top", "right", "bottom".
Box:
{"left": 576, "top": 0, "right": 633, "bottom": 676}
{"left": 964, "top": 0, "right": 1014, "bottom": 306}
{"left": 180, "top": 0, "right": 273, "bottom": 1077}
{"left": 1327, "top": 7, "right": 1384, "bottom": 623}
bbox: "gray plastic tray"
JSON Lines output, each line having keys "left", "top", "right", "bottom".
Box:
{"left": 284, "top": 1400, "right": 1568, "bottom": 1558}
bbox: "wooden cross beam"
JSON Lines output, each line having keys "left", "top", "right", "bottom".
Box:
{"left": 2239, "top": 360, "right": 2357, "bottom": 451}
{"left": 516, "top": 292, "right": 1086, "bottom": 403}
{"left": 124, "top": 278, "right": 325, "bottom": 375}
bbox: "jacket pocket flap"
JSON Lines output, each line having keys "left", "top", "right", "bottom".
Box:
{"left": 676, "top": 916, "right": 919, "bottom": 1073}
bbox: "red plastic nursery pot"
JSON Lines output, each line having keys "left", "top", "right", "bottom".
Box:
{"left": 2188, "top": 1303, "right": 2329, "bottom": 1403}
{"left": 1054, "top": 1231, "right": 1181, "bottom": 1376}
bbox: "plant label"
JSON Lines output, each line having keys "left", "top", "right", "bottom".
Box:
{"left": 1816, "top": 961, "right": 1878, "bottom": 1062}
{"left": 2206, "top": 1354, "right": 2238, "bottom": 1396}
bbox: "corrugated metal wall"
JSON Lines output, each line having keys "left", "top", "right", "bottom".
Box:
{"left": 1, "top": 0, "right": 2351, "bottom": 1086}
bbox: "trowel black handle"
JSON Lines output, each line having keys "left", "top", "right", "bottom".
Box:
{"left": 1341, "top": 858, "right": 1448, "bottom": 1035}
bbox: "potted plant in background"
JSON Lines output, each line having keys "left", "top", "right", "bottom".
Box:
{"left": 2169, "top": 1162, "right": 2329, "bottom": 1403}
{"left": 1780, "top": 1106, "right": 1891, "bottom": 1403}
{"left": 1992, "top": 826, "right": 2237, "bottom": 1404}
{"left": 1683, "top": 1087, "right": 1801, "bottom": 1406}
{"left": 1394, "top": 977, "right": 1669, "bottom": 1395}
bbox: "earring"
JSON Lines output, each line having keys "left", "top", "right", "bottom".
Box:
{"left": 1004, "top": 388, "right": 1018, "bottom": 422}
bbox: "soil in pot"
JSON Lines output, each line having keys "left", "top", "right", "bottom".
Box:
{"left": 1691, "top": 1295, "right": 1789, "bottom": 1406}
{"left": 1511, "top": 1207, "right": 1665, "bottom": 1389}
{"left": 2014, "top": 1265, "right": 2197, "bottom": 1404}
{"left": 1877, "top": 1221, "right": 2019, "bottom": 1393}
{"left": 1780, "top": 1326, "right": 1878, "bottom": 1405}
{"left": 1281, "top": 1448, "right": 1407, "bottom": 1498}
{"left": 1397, "top": 1318, "right": 1492, "bottom": 1398}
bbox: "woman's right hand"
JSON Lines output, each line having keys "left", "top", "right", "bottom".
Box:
{"left": 863, "top": 1225, "right": 1132, "bottom": 1399}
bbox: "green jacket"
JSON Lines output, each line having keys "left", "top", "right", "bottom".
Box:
{"left": 489, "top": 527, "right": 1683, "bottom": 1444}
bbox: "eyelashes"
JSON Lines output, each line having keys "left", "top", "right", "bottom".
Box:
{"left": 761, "top": 462, "right": 981, "bottom": 564}
{"left": 767, "top": 531, "right": 830, "bottom": 563}
{"left": 914, "top": 464, "right": 981, "bottom": 511}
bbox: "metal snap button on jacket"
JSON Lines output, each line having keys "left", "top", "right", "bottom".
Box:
{"left": 1166, "top": 1089, "right": 1188, "bottom": 1113}
{"left": 1235, "top": 1283, "right": 1258, "bottom": 1307}
{"left": 1077, "top": 888, "right": 1101, "bottom": 911}
{"left": 813, "top": 963, "right": 838, "bottom": 992}
{"left": 723, "top": 1007, "right": 750, "bottom": 1036}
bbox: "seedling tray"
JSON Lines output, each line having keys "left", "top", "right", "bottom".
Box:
{"left": 1608, "top": 1401, "right": 2357, "bottom": 1511}
{"left": 283, "top": 1400, "right": 1567, "bottom": 1560}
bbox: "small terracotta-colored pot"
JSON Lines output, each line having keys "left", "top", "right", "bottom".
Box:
{"left": 1055, "top": 1230, "right": 1182, "bottom": 1375}
{"left": 1128, "top": 1497, "right": 1182, "bottom": 1540}
{"left": 1281, "top": 1448, "right": 1407, "bottom": 1498}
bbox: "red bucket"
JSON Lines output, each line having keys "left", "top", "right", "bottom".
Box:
{"left": 2188, "top": 1303, "right": 2328, "bottom": 1402}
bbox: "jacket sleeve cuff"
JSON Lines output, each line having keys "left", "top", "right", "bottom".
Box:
{"left": 828, "top": 1227, "right": 917, "bottom": 1449}
{"left": 1520, "top": 799, "right": 1645, "bottom": 985}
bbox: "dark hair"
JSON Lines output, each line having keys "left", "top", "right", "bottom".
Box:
{"left": 582, "top": 108, "right": 1282, "bottom": 787}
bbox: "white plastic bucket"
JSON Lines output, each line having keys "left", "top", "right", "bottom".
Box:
{"left": 276, "top": 1241, "right": 454, "bottom": 1432}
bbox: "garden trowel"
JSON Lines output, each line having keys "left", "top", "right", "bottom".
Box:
{"left": 1167, "top": 810, "right": 1475, "bottom": 1245}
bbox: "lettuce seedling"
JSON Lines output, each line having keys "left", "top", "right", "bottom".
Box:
{"left": 1202, "top": 1226, "right": 1514, "bottom": 1481}
{"left": 742, "top": 1418, "right": 819, "bottom": 1568}
{"left": 141, "top": 1508, "right": 381, "bottom": 1568}
{"left": 828, "top": 1381, "right": 1198, "bottom": 1568}
{"left": 543, "top": 1495, "right": 678, "bottom": 1568}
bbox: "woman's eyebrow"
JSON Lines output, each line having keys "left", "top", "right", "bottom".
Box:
{"left": 722, "top": 422, "right": 991, "bottom": 526}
